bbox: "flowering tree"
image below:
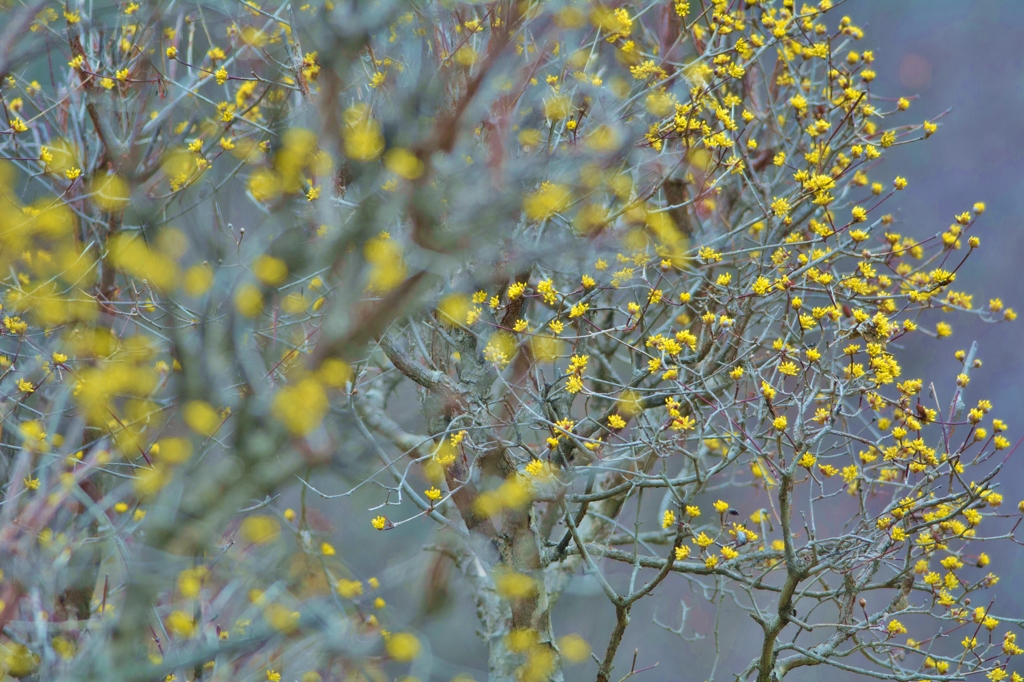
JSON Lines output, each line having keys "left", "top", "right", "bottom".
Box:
{"left": 0, "top": 0, "right": 1020, "bottom": 681}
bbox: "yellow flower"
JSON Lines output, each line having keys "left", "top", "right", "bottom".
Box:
{"left": 559, "top": 634, "right": 591, "bottom": 664}
{"left": 386, "top": 633, "right": 421, "bottom": 662}
{"left": 239, "top": 516, "right": 280, "bottom": 544}
{"left": 384, "top": 147, "right": 424, "bottom": 180}
{"left": 886, "top": 620, "right": 907, "bottom": 635}
{"left": 272, "top": 379, "right": 328, "bottom": 436}
{"left": 770, "top": 196, "right": 791, "bottom": 217}
{"left": 167, "top": 610, "right": 195, "bottom": 638}
{"left": 336, "top": 579, "right": 363, "bottom": 598}
{"left": 343, "top": 117, "right": 384, "bottom": 161}
{"left": 524, "top": 183, "right": 572, "bottom": 222}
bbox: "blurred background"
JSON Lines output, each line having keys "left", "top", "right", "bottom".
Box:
{"left": 297, "top": 3, "right": 1024, "bottom": 679}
